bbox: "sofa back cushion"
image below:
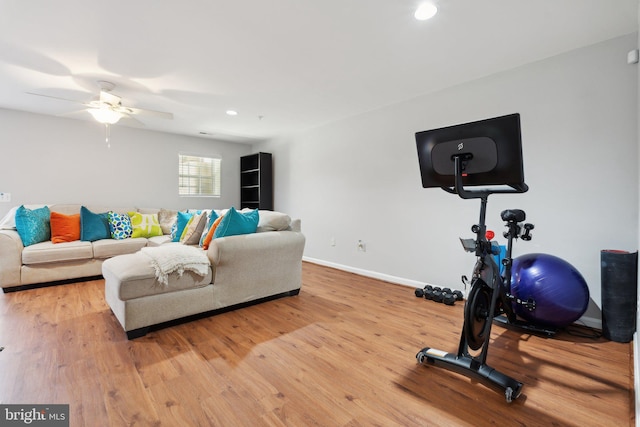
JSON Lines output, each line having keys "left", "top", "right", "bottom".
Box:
{"left": 256, "top": 210, "right": 291, "bottom": 232}
{"left": 157, "top": 208, "right": 178, "bottom": 235}
{"left": 47, "top": 204, "right": 81, "bottom": 215}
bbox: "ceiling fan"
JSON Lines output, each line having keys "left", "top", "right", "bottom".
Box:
{"left": 27, "top": 80, "right": 173, "bottom": 125}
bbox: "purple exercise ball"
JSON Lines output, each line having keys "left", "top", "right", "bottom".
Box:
{"left": 510, "top": 253, "right": 590, "bottom": 328}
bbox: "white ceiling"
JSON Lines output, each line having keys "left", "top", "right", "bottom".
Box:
{"left": 0, "top": 0, "right": 637, "bottom": 143}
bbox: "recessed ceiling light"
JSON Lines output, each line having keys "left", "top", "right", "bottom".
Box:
{"left": 226, "top": 110, "right": 238, "bottom": 116}
{"left": 415, "top": 3, "right": 437, "bottom": 21}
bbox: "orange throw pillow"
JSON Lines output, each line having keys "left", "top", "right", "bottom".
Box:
{"left": 202, "top": 215, "right": 224, "bottom": 250}
{"left": 50, "top": 211, "right": 81, "bottom": 243}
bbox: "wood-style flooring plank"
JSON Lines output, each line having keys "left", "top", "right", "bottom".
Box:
{"left": 0, "top": 261, "right": 633, "bottom": 426}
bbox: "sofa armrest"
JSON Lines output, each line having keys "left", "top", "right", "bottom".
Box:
{"left": 206, "top": 230, "right": 306, "bottom": 299}
{"left": 290, "top": 218, "right": 301, "bottom": 232}
{"left": 0, "top": 230, "right": 23, "bottom": 288}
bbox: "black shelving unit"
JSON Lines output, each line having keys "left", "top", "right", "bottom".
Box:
{"left": 240, "top": 152, "right": 273, "bottom": 210}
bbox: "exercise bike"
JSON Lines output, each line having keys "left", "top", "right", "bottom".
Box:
{"left": 413, "top": 113, "right": 549, "bottom": 402}
{"left": 415, "top": 154, "right": 536, "bottom": 403}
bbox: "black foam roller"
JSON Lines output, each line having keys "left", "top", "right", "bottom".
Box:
{"left": 601, "top": 250, "right": 638, "bottom": 343}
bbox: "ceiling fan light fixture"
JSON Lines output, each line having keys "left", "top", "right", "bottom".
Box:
{"left": 88, "top": 107, "right": 122, "bottom": 124}
{"left": 415, "top": 3, "right": 438, "bottom": 21}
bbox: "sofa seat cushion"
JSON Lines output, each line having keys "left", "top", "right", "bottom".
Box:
{"left": 92, "top": 238, "right": 148, "bottom": 259}
{"left": 146, "top": 235, "right": 173, "bottom": 247}
{"left": 22, "top": 240, "right": 93, "bottom": 265}
{"left": 102, "top": 252, "right": 213, "bottom": 300}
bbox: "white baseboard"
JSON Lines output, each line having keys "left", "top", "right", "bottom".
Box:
{"left": 576, "top": 316, "right": 602, "bottom": 330}
{"left": 303, "top": 256, "right": 603, "bottom": 330}
{"left": 303, "top": 257, "right": 435, "bottom": 289}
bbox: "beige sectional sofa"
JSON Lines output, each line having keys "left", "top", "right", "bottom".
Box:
{"left": 0, "top": 204, "right": 306, "bottom": 338}
{"left": 0, "top": 204, "right": 151, "bottom": 290}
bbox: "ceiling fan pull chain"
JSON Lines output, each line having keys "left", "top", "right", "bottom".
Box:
{"left": 105, "top": 123, "right": 111, "bottom": 148}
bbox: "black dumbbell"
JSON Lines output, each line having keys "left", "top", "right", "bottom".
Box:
{"left": 443, "top": 293, "right": 456, "bottom": 305}
{"left": 414, "top": 285, "right": 433, "bottom": 298}
{"left": 432, "top": 290, "right": 444, "bottom": 303}
{"left": 441, "top": 288, "right": 454, "bottom": 304}
{"left": 425, "top": 286, "right": 439, "bottom": 300}
{"left": 423, "top": 285, "right": 434, "bottom": 299}
{"left": 424, "top": 288, "right": 434, "bottom": 300}
{"left": 453, "top": 290, "right": 464, "bottom": 301}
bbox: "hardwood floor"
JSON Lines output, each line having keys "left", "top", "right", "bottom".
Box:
{"left": 0, "top": 262, "right": 633, "bottom": 426}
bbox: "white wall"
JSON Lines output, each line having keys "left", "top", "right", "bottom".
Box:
{"left": 0, "top": 108, "right": 251, "bottom": 219}
{"left": 255, "top": 33, "right": 639, "bottom": 327}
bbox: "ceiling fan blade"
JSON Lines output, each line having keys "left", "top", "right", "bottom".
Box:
{"left": 27, "top": 84, "right": 173, "bottom": 122}
{"left": 99, "top": 90, "right": 121, "bottom": 106}
{"left": 59, "top": 109, "right": 90, "bottom": 118}
{"left": 119, "top": 113, "right": 146, "bottom": 127}
{"left": 26, "top": 92, "right": 87, "bottom": 106}
{"left": 126, "top": 106, "right": 173, "bottom": 120}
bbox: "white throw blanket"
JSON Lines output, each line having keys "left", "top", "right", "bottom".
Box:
{"left": 140, "top": 245, "right": 210, "bottom": 286}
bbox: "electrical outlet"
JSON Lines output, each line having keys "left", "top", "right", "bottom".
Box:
{"left": 0, "top": 193, "right": 10, "bottom": 202}
{"left": 330, "top": 237, "right": 336, "bottom": 247}
{"left": 357, "top": 240, "right": 366, "bottom": 252}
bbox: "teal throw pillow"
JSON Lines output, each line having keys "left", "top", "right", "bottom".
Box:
{"left": 80, "top": 206, "right": 111, "bottom": 241}
{"left": 213, "top": 207, "right": 259, "bottom": 239}
{"left": 15, "top": 205, "right": 51, "bottom": 246}
{"left": 108, "top": 211, "right": 133, "bottom": 240}
{"left": 172, "top": 211, "right": 193, "bottom": 242}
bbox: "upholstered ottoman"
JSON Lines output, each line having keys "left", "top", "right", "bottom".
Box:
{"left": 103, "top": 250, "right": 214, "bottom": 339}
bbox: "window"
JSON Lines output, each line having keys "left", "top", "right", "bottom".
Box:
{"left": 178, "top": 154, "right": 221, "bottom": 197}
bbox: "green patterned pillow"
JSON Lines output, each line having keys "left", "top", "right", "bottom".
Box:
{"left": 108, "top": 211, "right": 133, "bottom": 240}
{"left": 128, "top": 212, "right": 163, "bottom": 238}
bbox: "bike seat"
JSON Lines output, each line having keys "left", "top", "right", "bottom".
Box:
{"left": 501, "top": 209, "right": 526, "bottom": 222}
